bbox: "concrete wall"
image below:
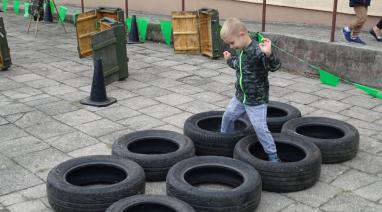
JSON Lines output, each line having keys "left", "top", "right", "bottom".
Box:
{"left": 57, "top": 0, "right": 380, "bottom": 27}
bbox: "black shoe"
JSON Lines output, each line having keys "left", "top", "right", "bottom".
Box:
{"left": 369, "top": 29, "right": 382, "bottom": 42}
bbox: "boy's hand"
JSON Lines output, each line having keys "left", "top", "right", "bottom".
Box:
{"left": 259, "top": 38, "right": 272, "bottom": 57}
{"left": 223, "top": 51, "right": 231, "bottom": 61}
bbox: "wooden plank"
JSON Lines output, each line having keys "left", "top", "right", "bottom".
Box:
{"left": 76, "top": 10, "right": 98, "bottom": 58}
{"left": 172, "top": 11, "right": 200, "bottom": 55}
{"left": 199, "top": 12, "right": 213, "bottom": 57}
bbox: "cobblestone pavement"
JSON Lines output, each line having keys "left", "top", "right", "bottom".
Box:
{"left": 0, "top": 12, "right": 382, "bottom": 212}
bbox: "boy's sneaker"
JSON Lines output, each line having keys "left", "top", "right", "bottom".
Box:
{"left": 349, "top": 36, "right": 366, "bottom": 45}
{"left": 268, "top": 153, "right": 281, "bottom": 162}
{"left": 342, "top": 27, "right": 352, "bottom": 42}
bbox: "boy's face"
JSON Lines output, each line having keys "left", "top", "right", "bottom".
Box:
{"left": 223, "top": 31, "right": 247, "bottom": 50}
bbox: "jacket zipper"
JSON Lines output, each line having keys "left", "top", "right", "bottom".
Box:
{"left": 239, "top": 50, "right": 247, "bottom": 104}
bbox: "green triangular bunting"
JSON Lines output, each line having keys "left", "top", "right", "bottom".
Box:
{"left": 13, "top": 0, "right": 19, "bottom": 15}
{"left": 137, "top": 17, "right": 149, "bottom": 42}
{"left": 354, "top": 83, "right": 382, "bottom": 99}
{"left": 256, "top": 32, "right": 264, "bottom": 44}
{"left": 58, "top": 6, "right": 68, "bottom": 23}
{"left": 125, "top": 17, "right": 132, "bottom": 32}
{"left": 50, "top": 0, "right": 56, "bottom": 14}
{"left": 2, "top": 0, "right": 8, "bottom": 12}
{"left": 160, "top": 20, "right": 172, "bottom": 47}
{"left": 24, "top": 2, "right": 29, "bottom": 18}
{"left": 319, "top": 69, "right": 340, "bottom": 87}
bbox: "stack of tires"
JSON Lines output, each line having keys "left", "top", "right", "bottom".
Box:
{"left": 46, "top": 101, "right": 359, "bottom": 212}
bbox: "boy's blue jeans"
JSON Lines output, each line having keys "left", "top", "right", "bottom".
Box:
{"left": 221, "top": 96, "right": 277, "bottom": 155}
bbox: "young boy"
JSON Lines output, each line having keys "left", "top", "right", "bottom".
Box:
{"left": 220, "top": 18, "right": 281, "bottom": 162}
{"left": 343, "top": 0, "right": 371, "bottom": 44}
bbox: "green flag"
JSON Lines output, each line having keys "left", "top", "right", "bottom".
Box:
{"left": 125, "top": 17, "right": 132, "bottom": 32}
{"left": 49, "top": 0, "right": 55, "bottom": 14}
{"left": 24, "top": 2, "right": 29, "bottom": 18}
{"left": 160, "top": 20, "right": 172, "bottom": 47}
{"left": 354, "top": 83, "right": 382, "bottom": 99}
{"left": 2, "top": 0, "right": 8, "bottom": 12}
{"left": 13, "top": 0, "right": 19, "bottom": 15}
{"left": 137, "top": 17, "right": 149, "bottom": 42}
{"left": 58, "top": 6, "right": 68, "bottom": 23}
{"left": 319, "top": 69, "right": 340, "bottom": 87}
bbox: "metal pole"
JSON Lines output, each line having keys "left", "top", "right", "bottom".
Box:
{"left": 330, "top": 0, "right": 338, "bottom": 42}
{"left": 81, "top": 0, "right": 84, "bottom": 13}
{"left": 125, "top": 0, "right": 128, "bottom": 17}
{"left": 182, "top": 0, "right": 185, "bottom": 11}
{"left": 262, "top": 0, "right": 266, "bottom": 32}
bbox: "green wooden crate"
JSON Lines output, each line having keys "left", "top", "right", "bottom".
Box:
{"left": 0, "top": 17, "right": 12, "bottom": 71}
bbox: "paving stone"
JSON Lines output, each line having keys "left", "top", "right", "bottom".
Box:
{"left": 129, "top": 60, "right": 152, "bottom": 70}
{"left": 320, "top": 193, "right": 373, "bottom": 212}
{"left": 0, "top": 125, "right": 28, "bottom": 142}
{"left": 98, "top": 128, "right": 134, "bottom": 145}
{"left": 106, "top": 89, "right": 137, "bottom": 100}
{"left": 41, "top": 84, "right": 77, "bottom": 96}
{"left": 139, "top": 103, "right": 182, "bottom": 119}
{"left": 35, "top": 101, "right": 82, "bottom": 116}
{"left": 24, "top": 96, "right": 60, "bottom": 107}
{"left": 27, "top": 79, "right": 60, "bottom": 89}
{"left": 0, "top": 104, "right": 33, "bottom": 116}
{"left": 118, "top": 114, "right": 165, "bottom": 130}
{"left": 162, "top": 112, "right": 193, "bottom": 128}
{"left": 0, "top": 117, "right": 8, "bottom": 125}
{"left": 172, "top": 64, "right": 200, "bottom": 72}
{"left": 358, "top": 128, "right": 379, "bottom": 137}
{"left": 113, "top": 79, "right": 150, "bottom": 91}
{"left": 13, "top": 111, "right": 53, "bottom": 129}
{"left": 53, "top": 109, "right": 101, "bottom": 126}
{"left": 331, "top": 169, "right": 379, "bottom": 191}
{"left": 0, "top": 80, "right": 23, "bottom": 91}
{"left": 10, "top": 74, "right": 44, "bottom": 82}
{"left": 166, "top": 84, "right": 204, "bottom": 95}
{"left": 343, "top": 151, "right": 382, "bottom": 174}
{"left": 285, "top": 182, "right": 342, "bottom": 208}
{"left": 192, "top": 68, "right": 221, "bottom": 78}
{"left": 190, "top": 91, "right": 226, "bottom": 103}
{"left": 200, "top": 62, "right": 227, "bottom": 70}
{"left": 119, "top": 96, "right": 159, "bottom": 110}
{"left": 0, "top": 155, "right": 43, "bottom": 195}
{"left": 177, "top": 100, "right": 221, "bottom": 114}
{"left": 57, "top": 91, "right": 88, "bottom": 102}
{"left": 288, "top": 102, "right": 317, "bottom": 116}
{"left": 148, "top": 78, "right": 184, "bottom": 89}
{"left": 281, "top": 203, "right": 322, "bottom": 212}
{"left": 286, "top": 82, "right": 324, "bottom": 93}
{"left": 145, "top": 182, "right": 166, "bottom": 195}
{"left": 133, "top": 86, "right": 173, "bottom": 98}
{"left": 0, "top": 192, "right": 25, "bottom": 207}
{"left": 152, "top": 124, "right": 183, "bottom": 134}
{"left": 68, "top": 143, "right": 111, "bottom": 158}
{"left": 345, "top": 119, "right": 382, "bottom": 132}
{"left": 75, "top": 119, "right": 124, "bottom": 137}
{"left": 342, "top": 95, "right": 381, "bottom": 109}
{"left": 310, "top": 99, "right": 352, "bottom": 112}
{"left": 152, "top": 60, "right": 182, "bottom": 67}
{"left": 211, "top": 74, "right": 235, "bottom": 84}
{"left": 154, "top": 93, "right": 194, "bottom": 106}
{"left": 283, "top": 92, "right": 319, "bottom": 104}
{"left": 13, "top": 148, "right": 71, "bottom": 179}
{"left": 200, "top": 81, "right": 234, "bottom": 93}
{"left": 177, "top": 75, "right": 207, "bottom": 85}
{"left": 2, "top": 87, "right": 42, "bottom": 100}
{"left": 269, "top": 77, "right": 296, "bottom": 87}
{"left": 314, "top": 88, "right": 352, "bottom": 100}
{"left": 0, "top": 136, "right": 49, "bottom": 158}
{"left": 341, "top": 106, "right": 382, "bottom": 122}
{"left": 359, "top": 136, "right": 382, "bottom": 155}
{"left": 61, "top": 77, "right": 91, "bottom": 88}
{"left": 45, "top": 132, "right": 99, "bottom": 152}
{"left": 95, "top": 105, "right": 141, "bottom": 121}
{"left": 372, "top": 105, "right": 382, "bottom": 113}
{"left": 319, "top": 164, "right": 349, "bottom": 183}
{"left": 7, "top": 199, "right": 48, "bottom": 212}
{"left": 130, "top": 72, "right": 160, "bottom": 82}
{"left": 256, "top": 191, "right": 294, "bottom": 212}
{"left": 307, "top": 109, "right": 350, "bottom": 121}
{"left": 354, "top": 181, "right": 382, "bottom": 202}
{"left": 18, "top": 94, "right": 52, "bottom": 103}
{"left": 19, "top": 184, "right": 46, "bottom": 200}
{"left": 269, "top": 86, "right": 294, "bottom": 98}
{"left": 25, "top": 121, "right": 74, "bottom": 140}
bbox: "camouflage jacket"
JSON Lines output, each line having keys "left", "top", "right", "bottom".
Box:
{"left": 227, "top": 38, "right": 281, "bottom": 106}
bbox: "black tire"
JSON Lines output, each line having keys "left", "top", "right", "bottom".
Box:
{"left": 106, "top": 195, "right": 196, "bottom": 212}
{"left": 47, "top": 155, "right": 145, "bottom": 212}
{"left": 281, "top": 117, "right": 359, "bottom": 163}
{"left": 183, "top": 111, "right": 254, "bottom": 157}
{"left": 112, "top": 130, "right": 195, "bottom": 181}
{"left": 166, "top": 156, "right": 262, "bottom": 212}
{"left": 234, "top": 133, "right": 321, "bottom": 192}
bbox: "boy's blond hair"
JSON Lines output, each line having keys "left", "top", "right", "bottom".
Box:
{"left": 220, "top": 17, "right": 248, "bottom": 40}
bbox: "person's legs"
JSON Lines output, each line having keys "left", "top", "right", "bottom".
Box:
{"left": 221, "top": 96, "right": 246, "bottom": 133}
{"left": 377, "top": 19, "right": 382, "bottom": 29}
{"left": 245, "top": 104, "right": 279, "bottom": 162}
{"left": 370, "top": 19, "right": 382, "bottom": 41}
{"left": 349, "top": 6, "right": 368, "bottom": 37}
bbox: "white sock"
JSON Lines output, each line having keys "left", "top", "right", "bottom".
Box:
{"left": 344, "top": 26, "right": 351, "bottom": 32}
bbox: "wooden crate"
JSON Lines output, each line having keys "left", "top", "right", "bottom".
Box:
{"left": 172, "top": 11, "right": 201, "bottom": 54}
{"left": 96, "top": 7, "right": 125, "bottom": 30}
{"left": 199, "top": 8, "right": 221, "bottom": 59}
{"left": 75, "top": 10, "right": 98, "bottom": 58}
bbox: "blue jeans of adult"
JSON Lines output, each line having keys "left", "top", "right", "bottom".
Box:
{"left": 221, "top": 96, "right": 277, "bottom": 155}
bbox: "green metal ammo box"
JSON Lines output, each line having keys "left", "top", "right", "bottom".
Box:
{"left": 91, "top": 23, "right": 128, "bottom": 85}
{"left": 0, "top": 17, "right": 12, "bottom": 71}
{"left": 198, "top": 8, "right": 221, "bottom": 59}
